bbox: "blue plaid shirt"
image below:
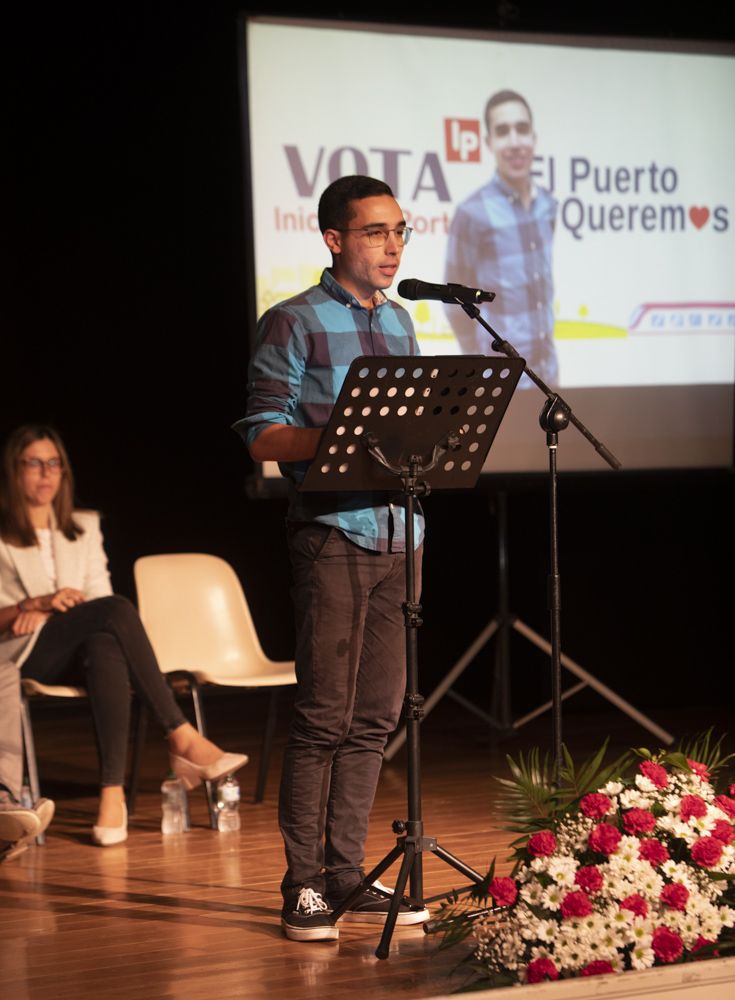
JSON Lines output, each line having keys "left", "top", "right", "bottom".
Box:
{"left": 444, "top": 173, "right": 558, "bottom": 384}
{"left": 234, "top": 269, "right": 424, "bottom": 552}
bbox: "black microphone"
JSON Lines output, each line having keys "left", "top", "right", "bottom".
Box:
{"left": 397, "top": 278, "right": 496, "bottom": 305}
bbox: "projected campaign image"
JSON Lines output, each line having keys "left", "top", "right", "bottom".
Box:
{"left": 241, "top": 18, "right": 735, "bottom": 472}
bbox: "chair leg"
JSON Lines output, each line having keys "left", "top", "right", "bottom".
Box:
{"left": 189, "top": 679, "right": 217, "bottom": 829}
{"left": 127, "top": 699, "right": 148, "bottom": 815}
{"left": 255, "top": 688, "right": 280, "bottom": 804}
{"left": 20, "top": 697, "right": 45, "bottom": 846}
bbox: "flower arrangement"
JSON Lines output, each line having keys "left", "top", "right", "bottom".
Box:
{"left": 438, "top": 732, "right": 735, "bottom": 988}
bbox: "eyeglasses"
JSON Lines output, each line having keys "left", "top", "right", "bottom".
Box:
{"left": 21, "top": 458, "right": 63, "bottom": 473}
{"left": 339, "top": 226, "right": 413, "bottom": 247}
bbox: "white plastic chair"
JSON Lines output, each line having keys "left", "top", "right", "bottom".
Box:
{"left": 133, "top": 553, "right": 296, "bottom": 813}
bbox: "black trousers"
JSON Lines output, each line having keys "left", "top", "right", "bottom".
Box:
{"left": 21, "top": 596, "right": 187, "bottom": 787}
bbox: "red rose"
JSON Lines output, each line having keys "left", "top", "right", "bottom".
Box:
{"left": 575, "top": 865, "right": 604, "bottom": 894}
{"left": 660, "top": 883, "right": 689, "bottom": 911}
{"left": 680, "top": 795, "right": 707, "bottom": 822}
{"left": 526, "top": 957, "right": 559, "bottom": 983}
{"left": 620, "top": 893, "right": 648, "bottom": 918}
{"left": 560, "top": 890, "right": 593, "bottom": 919}
{"left": 588, "top": 823, "right": 622, "bottom": 855}
{"left": 652, "top": 926, "right": 683, "bottom": 963}
{"left": 687, "top": 759, "right": 710, "bottom": 782}
{"left": 715, "top": 795, "right": 735, "bottom": 819}
{"left": 692, "top": 936, "right": 719, "bottom": 959}
{"left": 489, "top": 876, "right": 517, "bottom": 907}
{"left": 623, "top": 808, "right": 657, "bottom": 835}
{"left": 691, "top": 836, "right": 724, "bottom": 868}
{"left": 639, "top": 760, "right": 669, "bottom": 789}
{"left": 527, "top": 830, "right": 557, "bottom": 857}
{"left": 639, "top": 838, "right": 670, "bottom": 866}
{"left": 581, "top": 960, "right": 614, "bottom": 976}
{"left": 580, "top": 793, "right": 613, "bottom": 819}
{"left": 712, "top": 820, "right": 735, "bottom": 845}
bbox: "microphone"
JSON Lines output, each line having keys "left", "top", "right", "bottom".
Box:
{"left": 397, "top": 278, "right": 496, "bottom": 305}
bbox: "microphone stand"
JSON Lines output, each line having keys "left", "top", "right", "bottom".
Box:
{"left": 459, "top": 299, "right": 622, "bottom": 777}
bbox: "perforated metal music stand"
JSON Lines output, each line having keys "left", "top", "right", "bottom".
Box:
{"left": 302, "top": 355, "right": 524, "bottom": 493}
{"left": 301, "top": 354, "right": 524, "bottom": 959}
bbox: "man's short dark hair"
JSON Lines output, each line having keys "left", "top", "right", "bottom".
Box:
{"left": 318, "top": 175, "right": 394, "bottom": 233}
{"left": 484, "top": 90, "right": 533, "bottom": 134}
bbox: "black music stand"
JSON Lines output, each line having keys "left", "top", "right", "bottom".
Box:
{"left": 301, "top": 354, "right": 525, "bottom": 959}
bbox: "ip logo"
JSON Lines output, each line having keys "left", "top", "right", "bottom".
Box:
{"left": 445, "top": 118, "right": 481, "bottom": 162}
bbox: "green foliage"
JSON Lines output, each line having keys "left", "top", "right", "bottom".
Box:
{"left": 494, "top": 747, "right": 560, "bottom": 833}
{"left": 676, "top": 728, "right": 734, "bottom": 776}
{"left": 494, "top": 739, "right": 632, "bottom": 837}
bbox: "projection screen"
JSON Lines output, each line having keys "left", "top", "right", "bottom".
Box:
{"left": 239, "top": 16, "right": 735, "bottom": 475}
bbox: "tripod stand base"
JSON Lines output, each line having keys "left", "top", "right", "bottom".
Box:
{"left": 329, "top": 831, "right": 485, "bottom": 959}
{"left": 385, "top": 615, "right": 674, "bottom": 760}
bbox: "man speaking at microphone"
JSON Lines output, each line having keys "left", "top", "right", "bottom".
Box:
{"left": 444, "top": 89, "right": 558, "bottom": 384}
{"left": 234, "top": 175, "right": 428, "bottom": 942}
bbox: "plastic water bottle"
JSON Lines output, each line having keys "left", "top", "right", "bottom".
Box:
{"left": 161, "top": 775, "right": 186, "bottom": 834}
{"left": 216, "top": 775, "right": 241, "bottom": 832}
{"left": 20, "top": 784, "right": 33, "bottom": 808}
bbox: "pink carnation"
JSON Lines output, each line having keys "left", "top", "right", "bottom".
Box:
{"left": 560, "top": 890, "right": 593, "bottom": 919}
{"left": 652, "top": 925, "right": 684, "bottom": 963}
{"left": 712, "top": 819, "right": 735, "bottom": 845}
{"left": 620, "top": 893, "right": 648, "bottom": 918}
{"left": 660, "top": 883, "right": 689, "bottom": 911}
{"left": 588, "top": 823, "right": 622, "bottom": 855}
{"left": 691, "top": 836, "right": 724, "bottom": 868}
{"left": 638, "top": 838, "right": 669, "bottom": 866}
{"left": 623, "top": 808, "right": 657, "bottom": 835}
{"left": 526, "top": 957, "right": 559, "bottom": 983}
{"left": 527, "top": 830, "right": 557, "bottom": 857}
{"left": 580, "top": 960, "right": 614, "bottom": 976}
{"left": 715, "top": 795, "right": 735, "bottom": 819}
{"left": 680, "top": 795, "right": 707, "bottom": 822}
{"left": 580, "top": 793, "right": 613, "bottom": 819}
{"left": 575, "top": 865, "right": 604, "bottom": 894}
{"left": 639, "top": 760, "right": 668, "bottom": 788}
{"left": 489, "top": 876, "right": 517, "bottom": 907}
{"left": 687, "top": 758, "right": 710, "bottom": 782}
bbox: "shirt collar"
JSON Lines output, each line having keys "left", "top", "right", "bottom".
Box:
{"left": 491, "top": 172, "right": 538, "bottom": 205}
{"left": 320, "top": 268, "right": 387, "bottom": 310}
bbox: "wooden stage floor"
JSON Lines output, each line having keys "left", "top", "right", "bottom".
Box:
{"left": 2, "top": 693, "right": 729, "bottom": 1000}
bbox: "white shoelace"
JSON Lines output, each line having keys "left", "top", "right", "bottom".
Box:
{"left": 297, "top": 887, "right": 330, "bottom": 915}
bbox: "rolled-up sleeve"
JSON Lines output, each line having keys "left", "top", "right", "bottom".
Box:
{"left": 232, "top": 306, "right": 307, "bottom": 449}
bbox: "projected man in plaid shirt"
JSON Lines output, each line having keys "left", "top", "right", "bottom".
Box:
{"left": 445, "top": 90, "right": 558, "bottom": 385}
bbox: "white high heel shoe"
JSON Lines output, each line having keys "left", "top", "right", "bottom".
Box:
{"left": 92, "top": 802, "right": 128, "bottom": 847}
{"left": 169, "top": 752, "right": 249, "bottom": 791}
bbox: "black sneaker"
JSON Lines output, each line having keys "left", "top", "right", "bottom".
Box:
{"left": 331, "top": 879, "right": 430, "bottom": 926}
{"left": 281, "top": 887, "right": 339, "bottom": 941}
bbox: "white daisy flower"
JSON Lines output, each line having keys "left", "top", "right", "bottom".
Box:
{"left": 630, "top": 944, "right": 655, "bottom": 969}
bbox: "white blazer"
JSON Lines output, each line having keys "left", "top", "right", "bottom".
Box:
{"left": 0, "top": 509, "right": 113, "bottom": 669}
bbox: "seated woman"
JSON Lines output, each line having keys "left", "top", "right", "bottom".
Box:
{"left": 0, "top": 424, "right": 247, "bottom": 847}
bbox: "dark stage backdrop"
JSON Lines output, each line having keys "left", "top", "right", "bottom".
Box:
{"left": 9, "top": 4, "right": 734, "bottom": 724}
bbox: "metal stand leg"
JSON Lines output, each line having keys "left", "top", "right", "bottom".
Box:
{"left": 188, "top": 678, "right": 211, "bottom": 829}
{"left": 20, "top": 697, "right": 45, "bottom": 845}
{"left": 255, "top": 688, "right": 279, "bottom": 803}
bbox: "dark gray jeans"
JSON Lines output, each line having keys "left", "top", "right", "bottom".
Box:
{"left": 279, "top": 523, "right": 422, "bottom": 900}
{"left": 21, "top": 596, "right": 187, "bottom": 787}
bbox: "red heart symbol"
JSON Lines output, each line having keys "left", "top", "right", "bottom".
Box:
{"left": 689, "top": 206, "right": 710, "bottom": 229}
